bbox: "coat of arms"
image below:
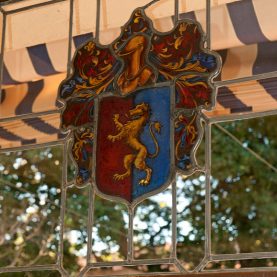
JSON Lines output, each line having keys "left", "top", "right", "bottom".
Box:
{"left": 58, "top": 7, "right": 220, "bottom": 205}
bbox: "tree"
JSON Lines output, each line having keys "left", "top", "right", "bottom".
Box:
{"left": 0, "top": 115, "right": 276, "bottom": 275}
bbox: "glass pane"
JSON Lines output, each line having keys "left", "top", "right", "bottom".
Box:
{"left": 63, "top": 186, "right": 90, "bottom": 275}
{"left": 91, "top": 196, "right": 128, "bottom": 262}
{"left": 133, "top": 187, "right": 172, "bottom": 260}
{"left": 0, "top": 146, "right": 62, "bottom": 267}
{"left": 211, "top": 115, "right": 277, "bottom": 254}
{"left": 176, "top": 173, "right": 206, "bottom": 271}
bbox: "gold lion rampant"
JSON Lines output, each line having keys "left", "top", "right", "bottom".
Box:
{"left": 107, "top": 103, "right": 161, "bottom": 186}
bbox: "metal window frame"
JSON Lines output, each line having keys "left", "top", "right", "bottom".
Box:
{"left": 0, "top": 0, "right": 276, "bottom": 276}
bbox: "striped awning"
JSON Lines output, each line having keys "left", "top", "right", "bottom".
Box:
{"left": 0, "top": 0, "right": 277, "bottom": 149}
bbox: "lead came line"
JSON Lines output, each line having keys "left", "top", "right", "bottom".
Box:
{"left": 95, "top": 0, "right": 101, "bottom": 43}
{"left": 0, "top": 0, "right": 276, "bottom": 275}
{"left": 206, "top": 0, "right": 211, "bottom": 49}
{"left": 127, "top": 206, "right": 134, "bottom": 262}
{"left": 67, "top": 0, "right": 74, "bottom": 77}
{"left": 0, "top": 11, "right": 6, "bottom": 103}
{"left": 215, "top": 123, "right": 277, "bottom": 174}
{"left": 87, "top": 186, "right": 95, "bottom": 265}
{"left": 171, "top": 181, "right": 177, "bottom": 259}
{"left": 204, "top": 121, "right": 212, "bottom": 258}
{"left": 174, "top": 0, "right": 179, "bottom": 24}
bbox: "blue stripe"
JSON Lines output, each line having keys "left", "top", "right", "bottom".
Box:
{"left": 179, "top": 11, "right": 196, "bottom": 21}
{"left": 171, "top": 11, "right": 196, "bottom": 23}
{"left": 218, "top": 86, "right": 252, "bottom": 113}
{"left": 215, "top": 49, "right": 228, "bottom": 81}
{"left": 253, "top": 41, "right": 277, "bottom": 100}
{"left": 58, "top": 132, "right": 67, "bottom": 139}
{"left": 27, "top": 44, "right": 58, "bottom": 76}
{"left": 227, "top": 0, "right": 268, "bottom": 45}
{"left": 256, "top": 78, "right": 277, "bottom": 100}
{"left": 253, "top": 41, "right": 277, "bottom": 74}
{"left": 15, "top": 79, "right": 44, "bottom": 115}
{"left": 23, "top": 118, "right": 59, "bottom": 135}
{"left": 3, "top": 64, "right": 20, "bottom": 85}
{"left": 0, "top": 126, "right": 36, "bottom": 146}
{"left": 73, "top": 33, "right": 93, "bottom": 48}
{"left": 0, "top": 89, "right": 6, "bottom": 104}
{"left": 55, "top": 98, "right": 63, "bottom": 108}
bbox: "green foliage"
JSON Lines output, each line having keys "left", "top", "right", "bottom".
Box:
{"left": 0, "top": 115, "right": 276, "bottom": 275}
{"left": 210, "top": 118, "right": 277, "bottom": 255}
{"left": 0, "top": 147, "right": 62, "bottom": 270}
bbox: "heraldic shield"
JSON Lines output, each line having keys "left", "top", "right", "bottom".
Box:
{"left": 58, "top": 4, "right": 221, "bottom": 206}
{"left": 96, "top": 86, "right": 173, "bottom": 204}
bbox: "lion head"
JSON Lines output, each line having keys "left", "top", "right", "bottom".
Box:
{"left": 129, "top": 102, "right": 150, "bottom": 118}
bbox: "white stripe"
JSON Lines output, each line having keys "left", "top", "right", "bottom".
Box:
{"left": 0, "top": 114, "right": 61, "bottom": 148}
{"left": 7, "top": 1, "right": 71, "bottom": 51}
{"left": 252, "top": 0, "right": 277, "bottom": 41}
{"left": 99, "top": 27, "right": 121, "bottom": 45}
{"left": 47, "top": 40, "right": 75, "bottom": 73}
{"left": 221, "top": 44, "right": 257, "bottom": 80}
{"left": 194, "top": 4, "right": 243, "bottom": 50}
{"left": 33, "top": 73, "right": 66, "bottom": 113}
{"left": 0, "top": 137, "right": 22, "bottom": 148}
{"left": 181, "top": 0, "right": 241, "bottom": 12}
{"left": 2, "top": 1, "right": 273, "bottom": 86}
{"left": 204, "top": 101, "right": 231, "bottom": 118}
{"left": 1, "top": 120, "right": 43, "bottom": 140}
{"left": 152, "top": 16, "right": 174, "bottom": 33}
{"left": 4, "top": 48, "right": 41, "bottom": 83}
{"left": 0, "top": 83, "right": 28, "bottom": 118}
{"left": 228, "top": 81, "right": 277, "bottom": 112}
